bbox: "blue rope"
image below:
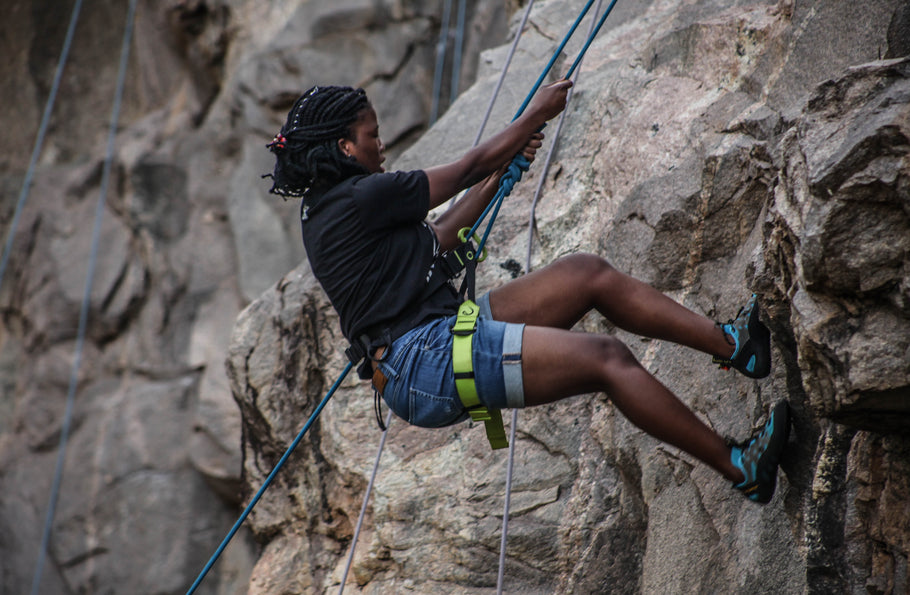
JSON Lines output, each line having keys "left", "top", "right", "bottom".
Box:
{"left": 565, "top": 0, "right": 620, "bottom": 80}
{"left": 509, "top": 0, "right": 598, "bottom": 123}
{"left": 0, "top": 0, "right": 84, "bottom": 293}
{"left": 186, "top": 361, "right": 354, "bottom": 595}
{"left": 469, "top": 0, "right": 620, "bottom": 254}
{"left": 29, "top": 1, "right": 137, "bottom": 594}
{"left": 466, "top": 0, "right": 598, "bottom": 245}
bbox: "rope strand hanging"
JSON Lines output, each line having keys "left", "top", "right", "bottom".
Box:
{"left": 337, "top": 409, "right": 394, "bottom": 594}
{"left": 337, "top": 4, "right": 538, "bottom": 589}
{"left": 468, "top": 0, "right": 620, "bottom": 255}
{"left": 430, "top": 0, "right": 454, "bottom": 124}
{"left": 0, "top": 0, "right": 84, "bottom": 293}
{"left": 186, "top": 362, "right": 354, "bottom": 595}
{"left": 30, "top": 1, "right": 138, "bottom": 593}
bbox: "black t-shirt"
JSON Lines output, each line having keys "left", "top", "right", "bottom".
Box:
{"left": 301, "top": 170, "right": 459, "bottom": 375}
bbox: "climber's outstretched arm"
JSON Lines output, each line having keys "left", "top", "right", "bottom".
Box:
{"left": 430, "top": 133, "right": 543, "bottom": 251}
{"left": 422, "top": 79, "right": 572, "bottom": 211}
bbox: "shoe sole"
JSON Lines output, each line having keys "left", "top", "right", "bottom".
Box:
{"left": 739, "top": 400, "right": 791, "bottom": 503}
{"left": 737, "top": 300, "right": 771, "bottom": 379}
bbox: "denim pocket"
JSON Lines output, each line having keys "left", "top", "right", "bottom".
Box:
{"left": 408, "top": 387, "right": 463, "bottom": 428}
{"left": 380, "top": 318, "right": 467, "bottom": 428}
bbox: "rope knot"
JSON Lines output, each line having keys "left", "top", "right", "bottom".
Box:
{"left": 499, "top": 154, "right": 531, "bottom": 196}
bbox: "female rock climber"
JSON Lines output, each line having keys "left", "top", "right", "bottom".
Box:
{"left": 264, "top": 81, "right": 790, "bottom": 503}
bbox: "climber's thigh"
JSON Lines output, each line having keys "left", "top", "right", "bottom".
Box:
{"left": 520, "top": 324, "right": 637, "bottom": 407}
{"left": 486, "top": 253, "right": 615, "bottom": 329}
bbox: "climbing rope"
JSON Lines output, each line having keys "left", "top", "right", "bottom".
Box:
{"left": 448, "top": 0, "right": 537, "bottom": 212}
{"left": 0, "top": 0, "right": 84, "bottom": 294}
{"left": 497, "top": 409, "right": 521, "bottom": 592}
{"left": 497, "top": 3, "right": 608, "bottom": 591}
{"left": 337, "top": 409, "right": 394, "bottom": 595}
{"left": 451, "top": 0, "right": 467, "bottom": 106}
{"left": 430, "top": 0, "right": 454, "bottom": 125}
{"left": 29, "top": 2, "right": 137, "bottom": 594}
{"left": 186, "top": 362, "right": 354, "bottom": 595}
{"left": 472, "top": 0, "right": 536, "bottom": 148}
{"left": 467, "top": 0, "right": 600, "bottom": 252}
{"left": 468, "top": 0, "right": 620, "bottom": 256}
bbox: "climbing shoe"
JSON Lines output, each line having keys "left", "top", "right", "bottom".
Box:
{"left": 730, "top": 400, "right": 791, "bottom": 504}
{"left": 712, "top": 294, "right": 771, "bottom": 379}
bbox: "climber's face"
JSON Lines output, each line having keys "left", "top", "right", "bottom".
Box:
{"left": 338, "top": 107, "right": 385, "bottom": 174}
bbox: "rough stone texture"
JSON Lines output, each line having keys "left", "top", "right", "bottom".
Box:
{"left": 1, "top": 0, "right": 908, "bottom": 594}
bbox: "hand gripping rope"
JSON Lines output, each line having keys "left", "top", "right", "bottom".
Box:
{"left": 188, "top": 1, "right": 619, "bottom": 592}
{"left": 453, "top": 0, "right": 620, "bottom": 450}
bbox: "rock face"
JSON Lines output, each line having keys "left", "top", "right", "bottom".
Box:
{"left": 0, "top": 0, "right": 908, "bottom": 594}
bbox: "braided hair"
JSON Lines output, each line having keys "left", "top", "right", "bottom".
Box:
{"left": 265, "top": 85, "right": 372, "bottom": 198}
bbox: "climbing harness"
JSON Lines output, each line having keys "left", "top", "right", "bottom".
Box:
{"left": 191, "top": 1, "right": 620, "bottom": 592}
{"left": 452, "top": 300, "right": 509, "bottom": 448}
{"left": 450, "top": 238, "right": 512, "bottom": 449}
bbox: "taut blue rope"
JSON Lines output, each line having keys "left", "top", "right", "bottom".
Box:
{"left": 469, "top": 0, "right": 620, "bottom": 255}
{"left": 189, "top": 1, "right": 621, "bottom": 592}
{"left": 186, "top": 361, "right": 355, "bottom": 595}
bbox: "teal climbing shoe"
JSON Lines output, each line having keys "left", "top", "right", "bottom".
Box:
{"left": 730, "top": 400, "right": 791, "bottom": 504}
{"left": 713, "top": 294, "right": 771, "bottom": 379}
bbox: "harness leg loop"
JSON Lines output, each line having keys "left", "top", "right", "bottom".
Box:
{"left": 451, "top": 300, "right": 508, "bottom": 449}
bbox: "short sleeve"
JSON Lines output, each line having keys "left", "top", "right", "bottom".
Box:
{"left": 352, "top": 170, "right": 429, "bottom": 230}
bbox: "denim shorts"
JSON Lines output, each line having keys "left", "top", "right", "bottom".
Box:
{"left": 376, "top": 293, "right": 525, "bottom": 428}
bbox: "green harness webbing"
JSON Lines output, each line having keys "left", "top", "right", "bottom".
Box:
{"left": 452, "top": 300, "right": 508, "bottom": 449}
{"left": 450, "top": 229, "right": 508, "bottom": 450}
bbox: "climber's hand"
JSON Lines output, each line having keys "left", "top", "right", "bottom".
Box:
{"left": 529, "top": 79, "right": 573, "bottom": 122}
{"left": 520, "top": 132, "right": 545, "bottom": 164}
